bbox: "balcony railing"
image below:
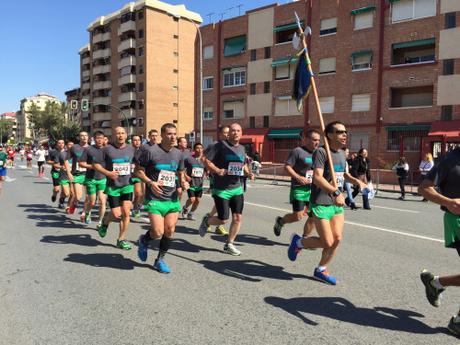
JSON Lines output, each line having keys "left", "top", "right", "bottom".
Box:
{"left": 93, "top": 64, "right": 111, "bottom": 75}
{"left": 93, "top": 112, "right": 113, "bottom": 121}
{"left": 93, "top": 32, "right": 111, "bottom": 44}
{"left": 92, "top": 48, "right": 111, "bottom": 60}
{"left": 118, "top": 92, "right": 136, "bottom": 103}
{"left": 93, "top": 96, "right": 111, "bottom": 105}
{"left": 93, "top": 80, "right": 112, "bottom": 90}
{"left": 82, "top": 70, "right": 90, "bottom": 78}
{"left": 81, "top": 82, "right": 90, "bottom": 90}
{"left": 82, "top": 57, "right": 91, "bottom": 65}
{"left": 118, "top": 74, "right": 136, "bottom": 86}
{"left": 118, "top": 38, "right": 136, "bottom": 52}
{"left": 118, "top": 56, "right": 136, "bottom": 69}
{"left": 118, "top": 21, "right": 136, "bottom": 35}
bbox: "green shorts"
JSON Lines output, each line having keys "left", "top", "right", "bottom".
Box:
{"left": 72, "top": 174, "right": 86, "bottom": 185}
{"left": 131, "top": 177, "right": 141, "bottom": 184}
{"left": 444, "top": 211, "right": 460, "bottom": 248}
{"left": 144, "top": 199, "right": 181, "bottom": 217}
{"left": 212, "top": 186, "right": 244, "bottom": 200}
{"left": 59, "top": 179, "right": 70, "bottom": 186}
{"left": 85, "top": 178, "right": 107, "bottom": 195}
{"left": 105, "top": 184, "right": 134, "bottom": 197}
{"left": 309, "top": 202, "right": 344, "bottom": 221}
{"left": 189, "top": 185, "right": 203, "bottom": 192}
{"left": 290, "top": 186, "right": 311, "bottom": 203}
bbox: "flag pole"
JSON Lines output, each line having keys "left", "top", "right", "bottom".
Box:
{"left": 295, "top": 13, "right": 338, "bottom": 189}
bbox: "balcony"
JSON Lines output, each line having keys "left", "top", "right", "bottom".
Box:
{"left": 101, "top": 128, "right": 112, "bottom": 136}
{"left": 93, "top": 80, "right": 112, "bottom": 90}
{"left": 82, "top": 57, "right": 90, "bottom": 65}
{"left": 118, "top": 74, "right": 136, "bottom": 86}
{"left": 118, "top": 38, "right": 136, "bottom": 52}
{"left": 118, "top": 21, "right": 136, "bottom": 35}
{"left": 119, "top": 108, "right": 136, "bottom": 118}
{"left": 93, "top": 96, "right": 111, "bottom": 105}
{"left": 82, "top": 70, "right": 90, "bottom": 78}
{"left": 82, "top": 119, "right": 90, "bottom": 127}
{"left": 81, "top": 82, "right": 90, "bottom": 90}
{"left": 93, "top": 32, "right": 111, "bottom": 44}
{"left": 93, "top": 64, "right": 111, "bottom": 75}
{"left": 118, "top": 56, "right": 136, "bottom": 69}
{"left": 93, "top": 112, "right": 112, "bottom": 121}
{"left": 92, "top": 48, "right": 111, "bottom": 60}
{"left": 118, "top": 92, "right": 136, "bottom": 103}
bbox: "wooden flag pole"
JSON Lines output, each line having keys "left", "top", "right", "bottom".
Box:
{"left": 297, "top": 20, "right": 338, "bottom": 190}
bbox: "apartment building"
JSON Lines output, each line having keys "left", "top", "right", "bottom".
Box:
{"left": 80, "top": 0, "right": 202, "bottom": 139}
{"left": 196, "top": 0, "right": 459, "bottom": 168}
{"left": 17, "top": 93, "right": 60, "bottom": 142}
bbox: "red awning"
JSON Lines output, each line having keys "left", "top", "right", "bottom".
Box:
{"left": 428, "top": 120, "right": 460, "bottom": 138}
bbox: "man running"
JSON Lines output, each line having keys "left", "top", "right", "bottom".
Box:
{"left": 80, "top": 131, "right": 107, "bottom": 225}
{"left": 93, "top": 127, "right": 135, "bottom": 250}
{"left": 419, "top": 146, "right": 460, "bottom": 335}
{"left": 0, "top": 146, "right": 7, "bottom": 194}
{"left": 273, "top": 129, "right": 321, "bottom": 238}
{"left": 36, "top": 145, "right": 47, "bottom": 177}
{"left": 6, "top": 146, "right": 15, "bottom": 168}
{"left": 47, "top": 140, "right": 65, "bottom": 203}
{"left": 57, "top": 141, "right": 74, "bottom": 209}
{"left": 181, "top": 143, "right": 205, "bottom": 220}
{"left": 135, "top": 123, "right": 187, "bottom": 273}
{"left": 287, "top": 121, "right": 366, "bottom": 285}
{"left": 131, "top": 135, "right": 144, "bottom": 218}
{"left": 199, "top": 123, "right": 254, "bottom": 256}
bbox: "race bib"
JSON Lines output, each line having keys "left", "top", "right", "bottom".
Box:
{"left": 228, "top": 162, "right": 244, "bottom": 176}
{"left": 336, "top": 172, "right": 345, "bottom": 188}
{"left": 158, "top": 170, "right": 176, "bottom": 187}
{"left": 113, "top": 162, "right": 131, "bottom": 176}
{"left": 0, "top": 161, "right": 3, "bottom": 167}
{"left": 191, "top": 167, "right": 204, "bottom": 178}
{"left": 305, "top": 170, "right": 313, "bottom": 184}
{"left": 76, "top": 162, "right": 86, "bottom": 172}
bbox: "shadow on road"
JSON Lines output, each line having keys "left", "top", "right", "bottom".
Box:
{"left": 27, "top": 214, "right": 83, "bottom": 229}
{"left": 18, "top": 203, "right": 59, "bottom": 214}
{"left": 264, "top": 296, "right": 447, "bottom": 334}
{"left": 210, "top": 233, "right": 288, "bottom": 247}
{"left": 33, "top": 181, "right": 51, "bottom": 185}
{"left": 41, "top": 234, "right": 116, "bottom": 249}
{"left": 63, "top": 253, "right": 151, "bottom": 270}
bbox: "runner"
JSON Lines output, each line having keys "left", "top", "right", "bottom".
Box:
{"left": 176, "top": 137, "right": 190, "bottom": 202}
{"left": 273, "top": 129, "right": 321, "bottom": 238}
{"left": 80, "top": 131, "right": 107, "bottom": 225}
{"left": 65, "top": 131, "right": 89, "bottom": 217}
{"left": 19, "top": 147, "right": 25, "bottom": 161}
{"left": 25, "top": 146, "right": 33, "bottom": 169}
{"left": 287, "top": 121, "right": 366, "bottom": 285}
{"left": 419, "top": 146, "right": 460, "bottom": 335}
{"left": 181, "top": 143, "right": 205, "bottom": 220}
{"left": 135, "top": 123, "right": 187, "bottom": 273}
{"left": 203, "top": 125, "right": 230, "bottom": 236}
{"left": 46, "top": 140, "right": 65, "bottom": 203}
{"left": 93, "top": 127, "right": 135, "bottom": 250}
{"left": 6, "top": 146, "right": 15, "bottom": 168}
{"left": 35, "top": 145, "right": 47, "bottom": 177}
{"left": 199, "top": 123, "right": 254, "bottom": 256}
{"left": 0, "top": 146, "right": 7, "bottom": 194}
{"left": 131, "top": 134, "right": 144, "bottom": 218}
{"left": 56, "top": 141, "right": 74, "bottom": 209}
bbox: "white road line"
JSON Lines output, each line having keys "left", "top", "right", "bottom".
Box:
{"left": 355, "top": 204, "right": 419, "bottom": 214}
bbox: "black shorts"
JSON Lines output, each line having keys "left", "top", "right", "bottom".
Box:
{"left": 52, "top": 176, "right": 60, "bottom": 187}
{"left": 107, "top": 193, "right": 133, "bottom": 209}
{"left": 213, "top": 194, "right": 244, "bottom": 221}
{"left": 187, "top": 188, "right": 203, "bottom": 198}
{"left": 292, "top": 200, "right": 309, "bottom": 213}
{"left": 38, "top": 161, "right": 45, "bottom": 168}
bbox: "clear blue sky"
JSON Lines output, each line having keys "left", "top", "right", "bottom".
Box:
{"left": 0, "top": 0, "right": 274, "bottom": 113}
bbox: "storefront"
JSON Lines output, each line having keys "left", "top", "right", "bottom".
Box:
{"left": 425, "top": 120, "right": 460, "bottom": 159}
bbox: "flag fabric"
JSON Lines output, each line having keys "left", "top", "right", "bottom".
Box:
{"left": 292, "top": 48, "right": 313, "bottom": 111}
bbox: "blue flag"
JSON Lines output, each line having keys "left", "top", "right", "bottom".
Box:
{"left": 292, "top": 49, "right": 313, "bottom": 111}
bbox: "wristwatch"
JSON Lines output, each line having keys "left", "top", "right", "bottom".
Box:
{"left": 332, "top": 190, "right": 341, "bottom": 197}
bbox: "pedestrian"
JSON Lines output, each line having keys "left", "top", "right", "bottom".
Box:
{"left": 35, "top": 145, "right": 47, "bottom": 177}
{"left": 419, "top": 153, "right": 434, "bottom": 202}
{"left": 392, "top": 157, "right": 409, "bottom": 200}
{"left": 344, "top": 149, "right": 358, "bottom": 210}
{"left": 0, "top": 146, "right": 8, "bottom": 194}
{"left": 418, "top": 146, "right": 460, "bottom": 336}
{"left": 351, "top": 148, "right": 372, "bottom": 210}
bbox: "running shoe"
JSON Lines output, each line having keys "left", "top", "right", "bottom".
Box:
{"left": 137, "top": 234, "right": 148, "bottom": 262}
{"left": 448, "top": 316, "right": 460, "bottom": 336}
{"left": 51, "top": 194, "right": 57, "bottom": 203}
{"left": 117, "top": 239, "right": 132, "bottom": 250}
{"left": 187, "top": 213, "right": 196, "bottom": 221}
{"left": 215, "top": 225, "right": 228, "bottom": 236}
{"left": 223, "top": 243, "right": 241, "bottom": 256}
{"left": 199, "top": 214, "right": 210, "bottom": 237}
{"left": 181, "top": 207, "right": 188, "bottom": 219}
{"left": 273, "top": 216, "right": 283, "bottom": 237}
{"left": 153, "top": 259, "right": 171, "bottom": 273}
{"left": 420, "top": 269, "right": 444, "bottom": 307}
{"left": 84, "top": 212, "right": 91, "bottom": 225}
{"left": 80, "top": 212, "right": 86, "bottom": 222}
{"left": 97, "top": 223, "right": 108, "bottom": 238}
{"left": 133, "top": 209, "right": 141, "bottom": 219}
{"left": 288, "top": 233, "right": 302, "bottom": 261}
{"left": 58, "top": 202, "right": 65, "bottom": 209}
{"left": 313, "top": 268, "right": 337, "bottom": 285}
{"left": 68, "top": 203, "right": 76, "bottom": 215}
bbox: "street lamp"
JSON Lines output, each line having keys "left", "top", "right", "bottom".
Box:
{"left": 167, "top": 10, "right": 203, "bottom": 144}
{"left": 85, "top": 100, "right": 132, "bottom": 136}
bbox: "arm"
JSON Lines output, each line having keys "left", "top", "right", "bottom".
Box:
{"left": 64, "top": 160, "right": 73, "bottom": 181}
{"left": 345, "top": 172, "right": 367, "bottom": 190}
{"left": 203, "top": 157, "right": 226, "bottom": 176}
{"left": 134, "top": 164, "right": 162, "bottom": 197}
{"left": 285, "top": 164, "right": 309, "bottom": 185}
{"left": 93, "top": 162, "right": 118, "bottom": 181}
{"left": 419, "top": 179, "right": 460, "bottom": 215}
{"left": 179, "top": 170, "right": 189, "bottom": 189}
{"left": 313, "top": 168, "right": 345, "bottom": 207}
{"left": 244, "top": 164, "right": 254, "bottom": 180}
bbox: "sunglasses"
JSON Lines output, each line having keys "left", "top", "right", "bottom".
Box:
{"left": 334, "top": 130, "right": 348, "bottom": 135}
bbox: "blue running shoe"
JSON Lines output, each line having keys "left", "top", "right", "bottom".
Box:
{"left": 313, "top": 268, "right": 337, "bottom": 285}
{"left": 288, "top": 233, "right": 302, "bottom": 261}
{"left": 153, "top": 259, "right": 171, "bottom": 273}
{"left": 137, "top": 235, "right": 148, "bottom": 262}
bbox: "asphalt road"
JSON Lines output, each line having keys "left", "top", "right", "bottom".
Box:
{"left": 1, "top": 160, "right": 459, "bottom": 345}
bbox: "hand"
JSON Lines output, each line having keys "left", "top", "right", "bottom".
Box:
{"left": 333, "top": 193, "right": 345, "bottom": 207}
{"left": 248, "top": 172, "right": 255, "bottom": 181}
{"left": 217, "top": 169, "right": 226, "bottom": 176}
{"left": 148, "top": 181, "right": 162, "bottom": 197}
{"left": 446, "top": 198, "right": 460, "bottom": 215}
{"left": 186, "top": 175, "right": 192, "bottom": 182}
{"left": 358, "top": 181, "right": 367, "bottom": 190}
{"left": 68, "top": 173, "right": 74, "bottom": 182}
{"left": 181, "top": 181, "right": 190, "bottom": 190}
{"left": 296, "top": 176, "right": 310, "bottom": 185}
{"left": 107, "top": 171, "right": 119, "bottom": 181}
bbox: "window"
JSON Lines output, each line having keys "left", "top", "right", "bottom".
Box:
{"left": 223, "top": 100, "right": 245, "bottom": 118}
{"left": 120, "top": 66, "right": 135, "bottom": 77}
{"left": 203, "top": 45, "right": 213, "bottom": 59}
{"left": 264, "top": 82, "right": 270, "bottom": 94}
{"left": 138, "top": 101, "right": 144, "bottom": 110}
{"left": 387, "top": 130, "right": 424, "bottom": 151}
{"left": 250, "top": 49, "right": 257, "bottom": 61}
{"left": 391, "top": 0, "right": 436, "bottom": 23}
{"left": 202, "top": 77, "right": 213, "bottom": 90}
{"left": 223, "top": 36, "right": 246, "bottom": 57}
{"left": 391, "top": 39, "right": 435, "bottom": 65}
{"left": 264, "top": 47, "right": 271, "bottom": 59}
{"left": 319, "top": 96, "right": 335, "bottom": 113}
{"left": 173, "top": 51, "right": 179, "bottom": 57}
{"left": 354, "top": 12, "right": 374, "bottom": 30}
{"left": 203, "top": 107, "right": 213, "bottom": 120}
{"left": 274, "top": 96, "right": 302, "bottom": 116}
{"left": 138, "top": 10, "right": 144, "bottom": 20}
{"left": 263, "top": 116, "right": 269, "bottom": 128}
{"left": 443, "top": 60, "right": 454, "bottom": 75}
{"left": 138, "top": 117, "right": 144, "bottom": 127}
{"left": 173, "top": 102, "right": 178, "bottom": 107}
{"left": 445, "top": 13, "right": 456, "bottom": 29}
{"left": 320, "top": 17, "right": 337, "bottom": 36}
{"left": 351, "top": 51, "right": 373, "bottom": 71}
{"left": 390, "top": 86, "right": 433, "bottom": 108}
{"left": 249, "top": 116, "right": 255, "bottom": 128}
{"left": 223, "top": 68, "right": 246, "bottom": 87}
{"left": 318, "top": 57, "right": 336, "bottom": 75}
{"left": 173, "top": 34, "right": 179, "bottom": 39}
{"left": 173, "top": 69, "right": 179, "bottom": 73}
{"left": 352, "top": 94, "right": 371, "bottom": 112}
{"left": 138, "top": 65, "right": 144, "bottom": 74}
{"left": 275, "top": 28, "right": 297, "bottom": 44}
{"left": 138, "top": 29, "right": 144, "bottom": 39}
{"left": 349, "top": 133, "right": 369, "bottom": 152}
{"left": 250, "top": 83, "right": 256, "bottom": 95}
{"left": 121, "top": 12, "right": 135, "bottom": 23}
{"left": 441, "top": 105, "right": 453, "bottom": 121}
{"left": 274, "top": 62, "right": 296, "bottom": 80}
{"left": 138, "top": 82, "right": 144, "bottom": 92}
{"left": 138, "top": 46, "right": 144, "bottom": 56}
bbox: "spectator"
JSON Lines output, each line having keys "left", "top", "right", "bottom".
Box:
{"left": 392, "top": 156, "right": 409, "bottom": 200}
{"left": 344, "top": 148, "right": 358, "bottom": 210}
{"left": 253, "top": 151, "right": 261, "bottom": 163}
{"left": 419, "top": 153, "right": 434, "bottom": 202}
{"left": 351, "top": 148, "right": 372, "bottom": 210}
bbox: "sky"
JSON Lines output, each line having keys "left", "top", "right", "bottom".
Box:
{"left": 0, "top": 0, "right": 277, "bottom": 113}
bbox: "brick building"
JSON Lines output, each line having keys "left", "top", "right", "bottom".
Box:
{"left": 195, "top": 0, "right": 460, "bottom": 168}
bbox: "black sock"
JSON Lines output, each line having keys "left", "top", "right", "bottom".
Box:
{"left": 157, "top": 236, "right": 172, "bottom": 259}
{"left": 59, "top": 197, "right": 65, "bottom": 204}
{"left": 142, "top": 230, "right": 152, "bottom": 245}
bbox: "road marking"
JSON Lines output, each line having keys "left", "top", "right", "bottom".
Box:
{"left": 5, "top": 176, "right": 16, "bottom": 182}
{"left": 354, "top": 204, "right": 419, "bottom": 214}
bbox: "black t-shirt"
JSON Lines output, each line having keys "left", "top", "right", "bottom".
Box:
{"left": 185, "top": 155, "right": 205, "bottom": 188}
{"left": 285, "top": 146, "right": 314, "bottom": 189}
{"left": 69, "top": 144, "right": 89, "bottom": 175}
{"left": 85, "top": 145, "right": 105, "bottom": 180}
{"left": 94, "top": 144, "right": 135, "bottom": 188}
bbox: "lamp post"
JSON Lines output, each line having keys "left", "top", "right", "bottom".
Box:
{"left": 88, "top": 101, "right": 132, "bottom": 136}
{"left": 167, "top": 11, "right": 203, "bottom": 144}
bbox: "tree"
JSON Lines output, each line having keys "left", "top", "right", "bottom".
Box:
{"left": 0, "top": 119, "right": 13, "bottom": 144}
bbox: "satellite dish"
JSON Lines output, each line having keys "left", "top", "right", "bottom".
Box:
{"left": 292, "top": 32, "right": 300, "bottom": 49}
{"left": 304, "top": 26, "right": 312, "bottom": 36}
